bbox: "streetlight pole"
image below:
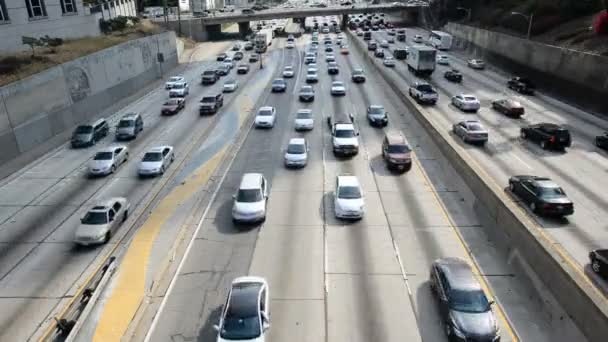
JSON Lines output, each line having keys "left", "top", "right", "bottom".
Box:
{"left": 511, "top": 11, "right": 534, "bottom": 40}
{"left": 456, "top": 7, "right": 471, "bottom": 22}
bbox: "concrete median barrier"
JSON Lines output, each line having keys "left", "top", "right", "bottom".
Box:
{"left": 347, "top": 29, "right": 608, "bottom": 342}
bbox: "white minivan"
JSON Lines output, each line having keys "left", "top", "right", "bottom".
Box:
{"left": 232, "top": 173, "right": 268, "bottom": 223}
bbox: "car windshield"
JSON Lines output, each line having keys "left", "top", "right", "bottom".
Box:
{"left": 369, "top": 106, "right": 385, "bottom": 115}
{"left": 82, "top": 211, "right": 108, "bottom": 225}
{"left": 468, "top": 123, "right": 484, "bottom": 131}
{"left": 353, "top": 70, "right": 363, "bottom": 75}
{"left": 258, "top": 109, "right": 273, "bottom": 116}
{"left": 418, "top": 84, "right": 433, "bottom": 92}
{"left": 220, "top": 307, "right": 260, "bottom": 340}
{"left": 464, "top": 96, "right": 477, "bottom": 101}
{"left": 300, "top": 87, "right": 313, "bottom": 93}
{"left": 143, "top": 152, "right": 162, "bottom": 162}
{"left": 94, "top": 152, "right": 113, "bottom": 160}
{"left": 165, "top": 99, "right": 179, "bottom": 105}
{"left": 284, "top": 66, "right": 293, "bottom": 71}
{"left": 538, "top": 186, "right": 566, "bottom": 198}
{"left": 333, "top": 82, "right": 343, "bottom": 87}
{"left": 335, "top": 129, "right": 355, "bottom": 138}
{"left": 287, "top": 144, "right": 306, "bottom": 154}
{"left": 173, "top": 83, "right": 185, "bottom": 89}
{"left": 272, "top": 80, "right": 285, "bottom": 85}
{"left": 297, "top": 111, "right": 312, "bottom": 119}
{"left": 118, "top": 120, "right": 134, "bottom": 128}
{"left": 169, "top": 77, "right": 181, "bottom": 82}
{"left": 338, "top": 186, "right": 361, "bottom": 199}
{"left": 387, "top": 144, "right": 410, "bottom": 153}
{"left": 449, "top": 289, "right": 490, "bottom": 313}
{"left": 225, "top": 80, "right": 236, "bottom": 85}
{"left": 75, "top": 126, "right": 92, "bottom": 134}
{"left": 307, "top": 69, "right": 317, "bottom": 74}
{"left": 203, "top": 71, "right": 215, "bottom": 76}
{"left": 236, "top": 189, "right": 263, "bottom": 202}
{"left": 202, "top": 97, "right": 216, "bottom": 103}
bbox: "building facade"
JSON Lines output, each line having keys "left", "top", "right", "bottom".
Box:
{"left": 0, "top": 0, "right": 136, "bottom": 53}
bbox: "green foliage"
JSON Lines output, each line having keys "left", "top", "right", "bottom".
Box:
{"left": 99, "top": 16, "right": 140, "bottom": 34}
{"left": 21, "top": 35, "right": 64, "bottom": 56}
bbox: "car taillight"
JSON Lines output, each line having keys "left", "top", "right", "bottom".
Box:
{"left": 550, "top": 136, "right": 556, "bottom": 143}
{"left": 543, "top": 203, "right": 552, "bottom": 208}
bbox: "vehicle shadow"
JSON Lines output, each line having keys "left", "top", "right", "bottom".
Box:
{"left": 197, "top": 305, "right": 224, "bottom": 342}
{"left": 214, "top": 199, "right": 263, "bottom": 234}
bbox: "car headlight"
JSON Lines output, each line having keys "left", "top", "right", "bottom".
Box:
{"left": 97, "top": 232, "right": 107, "bottom": 240}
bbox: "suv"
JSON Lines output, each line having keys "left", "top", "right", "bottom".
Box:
{"left": 409, "top": 82, "right": 438, "bottom": 105}
{"left": 201, "top": 70, "right": 218, "bottom": 85}
{"left": 382, "top": 131, "right": 412, "bottom": 172}
{"left": 232, "top": 173, "right": 268, "bottom": 223}
{"left": 508, "top": 76, "right": 535, "bottom": 95}
{"left": 199, "top": 94, "right": 224, "bottom": 115}
{"left": 430, "top": 258, "right": 500, "bottom": 342}
{"left": 520, "top": 123, "right": 571, "bottom": 150}
{"left": 214, "top": 277, "right": 270, "bottom": 340}
{"left": 115, "top": 112, "right": 143, "bottom": 140}
{"left": 328, "top": 114, "right": 359, "bottom": 156}
{"left": 74, "top": 197, "right": 130, "bottom": 245}
{"left": 71, "top": 118, "right": 109, "bottom": 147}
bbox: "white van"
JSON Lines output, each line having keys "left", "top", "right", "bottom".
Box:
{"left": 232, "top": 173, "right": 268, "bottom": 223}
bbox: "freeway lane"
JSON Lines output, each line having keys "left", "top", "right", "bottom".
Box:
{"left": 0, "top": 41, "right": 261, "bottom": 341}
{"left": 140, "top": 32, "right": 585, "bottom": 342}
{"left": 366, "top": 28, "right": 608, "bottom": 268}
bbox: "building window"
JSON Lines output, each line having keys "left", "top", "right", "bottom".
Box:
{"left": 25, "top": 0, "right": 48, "bottom": 18}
{"left": 0, "top": 0, "right": 9, "bottom": 22}
{"left": 60, "top": 0, "right": 77, "bottom": 14}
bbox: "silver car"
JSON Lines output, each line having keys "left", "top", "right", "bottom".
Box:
{"left": 74, "top": 197, "right": 130, "bottom": 245}
{"left": 453, "top": 120, "right": 489, "bottom": 145}
{"left": 88, "top": 145, "right": 129, "bottom": 176}
{"left": 284, "top": 138, "right": 309, "bottom": 168}
{"left": 223, "top": 79, "right": 238, "bottom": 93}
{"left": 138, "top": 146, "right": 175, "bottom": 176}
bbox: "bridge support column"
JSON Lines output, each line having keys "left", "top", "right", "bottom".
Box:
{"left": 238, "top": 22, "right": 251, "bottom": 38}
{"left": 341, "top": 14, "right": 348, "bottom": 29}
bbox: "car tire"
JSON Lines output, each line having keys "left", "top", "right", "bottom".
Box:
{"left": 592, "top": 259, "right": 602, "bottom": 274}
{"left": 540, "top": 140, "right": 547, "bottom": 150}
{"left": 125, "top": 152, "right": 129, "bottom": 161}
{"left": 111, "top": 165, "right": 116, "bottom": 173}
{"left": 104, "top": 231, "right": 111, "bottom": 244}
{"left": 123, "top": 210, "right": 128, "bottom": 222}
{"left": 530, "top": 202, "right": 538, "bottom": 213}
{"left": 520, "top": 130, "right": 527, "bottom": 139}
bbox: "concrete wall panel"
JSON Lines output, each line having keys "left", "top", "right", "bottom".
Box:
{"left": 48, "top": 108, "right": 76, "bottom": 136}
{"left": 0, "top": 132, "right": 19, "bottom": 165}
{"left": 0, "top": 96, "right": 11, "bottom": 135}
{"left": 13, "top": 115, "right": 53, "bottom": 153}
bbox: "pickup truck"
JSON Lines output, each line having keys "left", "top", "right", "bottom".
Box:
{"left": 589, "top": 249, "right": 608, "bottom": 279}
{"left": 408, "top": 82, "right": 438, "bottom": 105}
{"left": 199, "top": 94, "right": 224, "bottom": 115}
{"left": 328, "top": 114, "right": 359, "bottom": 156}
{"left": 508, "top": 77, "right": 535, "bottom": 95}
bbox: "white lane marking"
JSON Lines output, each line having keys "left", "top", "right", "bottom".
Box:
{"left": 510, "top": 152, "right": 533, "bottom": 170}
{"left": 392, "top": 241, "right": 412, "bottom": 296}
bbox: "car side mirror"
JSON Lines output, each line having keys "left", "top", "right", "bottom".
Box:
{"left": 488, "top": 300, "right": 495, "bottom": 306}
{"left": 232, "top": 194, "right": 236, "bottom": 199}
{"left": 356, "top": 132, "right": 360, "bottom": 136}
{"left": 213, "top": 324, "right": 220, "bottom": 332}
{"left": 109, "top": 216, "right": 115, "bottom": 222}
{"left": 80, "top": 218, "right": 85, "bottom": 223}
{"left": 263, "top": 321, "right": 270, "bottom": 331}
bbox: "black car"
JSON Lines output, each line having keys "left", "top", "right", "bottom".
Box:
{"left": 509, "top": 175, "right": 574, "bottom": 216}
{"left": 215, "top": 65, "right": 230, "bottom": 76}
{"left": 328, "top": 62, "right": 339, "bottom": 75}
{"left": 374, "top": 49, "right": 385, "bottom": 58}
{"left": 430, "top": 258, "right": 500, "bottom": 342}
{"left": 249, "top": 54, "right": 260, "bottom": 63}
{"left": 237, "top": 64, "right": 250, "bottom": 74}
{"left": 508, "top": 77, "right": 535, "bottom": 95}
{"left": 201, "top": 70, "right": 218, "bottom": 85}
{"left": 520, "top": 123, "right": 571, "bottom": 150}
{"left": 216, "top": 53, "right": 228, "bottom": 61}
{"left": 351, "top": 69, "right": 366, "bottom": 83}
{"left": 367, "top": 105, "right": 388, "bottom": 127}
{"left": 589, "top": 249, "right": 608, "bottom": 279}
{"left": 367, "top": 42, "right": 377, "bottom": 51}
{"left": 233, "top": 51, "right": 244, "bottom": 60}
{"left": 325, "top": 46, "right": 334, "bottom": 53}
{"left": 271, "top": 79, "right": 287, "bottom": 92}
{"left": 244, "top": 42, "right": 254, "bottom": 51}
{"left": 444, "top": 69, "right": 463, "bottom": 83}
{"left": 596, "top": 132, "right": 608, "bottom": 150}
{"left": 299, "top": 85, "right": 315, "bottom": 102}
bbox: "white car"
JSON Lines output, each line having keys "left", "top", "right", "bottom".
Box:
{"left": 169, "top": 82, "right": 189, "bottom": 97}
{"left": 232, "top": 173, "right": 268, "bottom": 223}
{"left": 165, "top": 76, "right": 185, "bottom": 89}
{"left": 286, "top": 41, "right": 295, "bottom": 49}
{"left": 223, "top": 57, "right": 235, "bottom": 68}
{"left": 334, "top": 175, "right": 365, "bottom": 220}
{"left": 413, "top": 34, "right": 423, "bottom": 43}
{"left": 223, "top": 79, "right": 238, "bottom": 92}
{"left": 330, "top": 81, "right": 346, "bottom": 96}
{"left": 88, "top": 145, "right": 129, "bottom": 176}
{"left": 383, "top": 56, "right": 396, "bottom": 67}
{"left": 452, "top": 94, "right": 481, "bottom": 112}
{"left": 467, "top": 59, "right": 485, "bottom": 69}
{"left": 214, "top": 277, "right": 270, "bottom": 341}
{"left": 306, "top": 68, "right": 319, "bottom": 83}
{"left": 380, "top": 39, "right": 389, "bottom": 48}
{"left": 255, "top": 106, "right": 277, "bottom": 128}
{"left": 284, "top": 138, "right": 309, "bottom": 168}
{"left": 282, "top": 65, "right": 295, "bottom": 78}
{"left": 326, "top": 54, "right": 336, "bottom": 62}
{"left": 138, "top": 146, "right": 174, "bottom": 176}
{"left": 437, "top": 55, "right": 450, "bottom": 65}
{"left": 74, "top": 197, "right": 130, "bottom": 245}
{"left": 294, "top": 109, "right": 314, "bottom": 131}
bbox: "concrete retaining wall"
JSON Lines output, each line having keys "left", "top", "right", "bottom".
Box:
{"left": 444, "top": 23, "right": 608, "bottom": 114}
{"left": 347, "top": 29, "right": 608, "bottom": 342}
{"left": 0, "top": 31, "right": 177, "bottom": 175}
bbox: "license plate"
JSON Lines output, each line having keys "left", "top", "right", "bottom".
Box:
{"left": 556, "top": 205, "right": 563, "bottom": 210}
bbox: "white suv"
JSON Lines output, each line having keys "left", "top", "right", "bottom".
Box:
{"left": 255, "top": 106, "right": 277, "bottom": 128}
{"left": 335, "top": 175, "right": 365, "bottom": 220}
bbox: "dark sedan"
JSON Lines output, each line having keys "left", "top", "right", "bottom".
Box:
{"left": 596, "top": 132, "right": 608, "bottom": 150}
{"left": 520, "top": 123, "right": 571, "bottom": 150}
{"left": 216, "top": 53, "right": 227, "bottom": 61}
{"left": 271, "top": 79, "right": 287, "bottom": 93}
{"left": 492, "top": 98, "right": 525, "bottom": 118}
{"left": 161, "top": 98, "right": 185, "bottom": 115}
{"left": 509, "top": 175, "right": 574, "bottom": 217}
{"left": 444, "top": 69, "right": 462, "bottom": 83}
{"left": 589, "top": 249, "right": 608, "bottom": 279}
{"left": 299, "top": 85, "right": 315, "bottom": 102}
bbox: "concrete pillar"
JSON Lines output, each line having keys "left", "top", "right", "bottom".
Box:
{"left": 238, "top": 22, "right": 251, "bottom": 38}
{"left": 341, "top": 14, "right": 348, "bottom": 29}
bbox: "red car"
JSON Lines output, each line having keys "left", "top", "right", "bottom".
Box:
{"left": 492, "top": 98, "right": 524, "bottom": 118}
{"left": 161, "top": 98, "right": 185, "bottom": 115}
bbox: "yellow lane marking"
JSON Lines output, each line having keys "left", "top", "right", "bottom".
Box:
{"left": 92, "top": 147, "right": 227, "bottom": 342}
{"left": 412, "top": 155, "right": 520, "bottom": 342}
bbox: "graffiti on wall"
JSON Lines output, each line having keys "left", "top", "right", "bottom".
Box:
{"left": 65, "top": 66, "right": 91, "bottom": 102}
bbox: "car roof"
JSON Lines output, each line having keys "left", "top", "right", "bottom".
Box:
{"left": 89, "top": 197, "right": 125, "bottom": 212}
{"left": 533, "top": 179, "right": 560, "bottom": 188}
{"left": 385, "top": 131, "right": 407, "bottom": 145}
{"left": 288, "top": 138, "right": 306, "bottom": 145}
{"left": 435, "top": 257, "right": 481, "bottom": 291}
{"left": 298, "top": 108, "right": 312, "bottom": 113}
{"left": 369, "top": 105, "right": 384, "bottom": 109}
{"left": 147, "top": 146, "right": 171, "bottom": 153}
{"left": 239, "top": 173, "right": 264, "bottom": 190}
{"left": 537, "top": 123, "right": 564, "bottom": 130}
{"left": 259, "top": 106, "right": 274, "bottom": 111}
{"left": 337, "top": 175, "right": 360, "bottom": 187}
{"left": 97, "top": 145, "right": 126, "bottom": 153}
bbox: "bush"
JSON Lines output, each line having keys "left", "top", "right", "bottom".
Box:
{"left": 99, "top": 16, "right": 140, "bottom": 34}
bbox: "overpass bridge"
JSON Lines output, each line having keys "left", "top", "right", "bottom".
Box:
{"left": 160, "top": 2, "right": 428, "bottom": 41}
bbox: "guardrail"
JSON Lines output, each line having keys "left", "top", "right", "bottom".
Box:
{"left": 346, "top": 28, "right": 608, "bottom": 342}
